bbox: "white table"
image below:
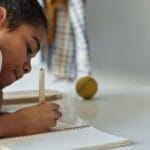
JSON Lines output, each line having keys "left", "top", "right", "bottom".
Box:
{"left": 3, "top": 67, "right": 150, "bottom": 150}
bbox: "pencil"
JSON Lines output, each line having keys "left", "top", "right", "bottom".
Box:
{"left": 39, "top": 68, "right": 45, "bottom": 103}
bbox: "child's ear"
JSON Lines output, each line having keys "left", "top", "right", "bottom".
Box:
{"left": 0, "top": 7, "right": 7, "bottom": 26}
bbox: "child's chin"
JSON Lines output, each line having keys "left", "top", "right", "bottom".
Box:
{"left": 0, "top": 77, "right": 16, "bottom": 88}
{"left": 4, "top": 80, "right": 15, "bottom": 88}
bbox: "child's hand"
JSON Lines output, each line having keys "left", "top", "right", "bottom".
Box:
{"left": 15, "top": 102, "right": 62, "bottom": 135}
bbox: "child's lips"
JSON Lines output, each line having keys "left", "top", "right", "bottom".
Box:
{"left": 14, "top": 72, "right": 23, "bottom": 80}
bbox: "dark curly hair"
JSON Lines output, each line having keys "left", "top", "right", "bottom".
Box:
{"left": 0, "top": 0, "right": 48, "bottom": 31}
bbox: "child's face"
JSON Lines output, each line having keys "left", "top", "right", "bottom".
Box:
{"left": 0, "top": 25, "right": 46, "bottom": 88}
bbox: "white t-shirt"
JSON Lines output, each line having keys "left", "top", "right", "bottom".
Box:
{"left": 0, "top": 50, "right": 2, "bottom": 72}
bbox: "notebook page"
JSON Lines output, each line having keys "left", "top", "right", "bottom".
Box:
{"left": 0, "top": 125, "right": 130, "bottom": 150}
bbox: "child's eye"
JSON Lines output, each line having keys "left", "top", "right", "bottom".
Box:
{"left": 27, "top": 46, "right": 32, "bottom": 55}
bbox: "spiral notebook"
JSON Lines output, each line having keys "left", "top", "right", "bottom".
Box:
{"left": 0, "top": 122, "right": 130, "bottom": 150}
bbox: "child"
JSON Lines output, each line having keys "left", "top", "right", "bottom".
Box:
{"left": 0, "top": 0, "right": 62, "bottom": 137}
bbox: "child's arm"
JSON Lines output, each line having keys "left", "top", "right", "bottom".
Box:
{"left": 0, "top": 102, "right": 62, "bottom": 137}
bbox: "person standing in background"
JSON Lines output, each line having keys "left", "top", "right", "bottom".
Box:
{"left": 42, "top": 0, "right": 91, "bottom": 80}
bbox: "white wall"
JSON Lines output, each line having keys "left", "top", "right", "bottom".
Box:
{"left": 87, "top": 0, "right": 150, "bottom": 84}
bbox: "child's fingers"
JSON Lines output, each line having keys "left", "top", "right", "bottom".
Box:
{"left": 55, "top": 111, "right": 62, "bottom": 120}
{"left": 50, "top": 103, "right": 60, "bottom": 110}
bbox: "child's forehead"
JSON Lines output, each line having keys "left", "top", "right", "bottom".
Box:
{"left": 18, "top": 25, "right": 46, "bottom": 42}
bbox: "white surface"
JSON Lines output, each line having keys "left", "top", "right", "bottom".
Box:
{"left": 2, "top": 67, "right": 150, "bottom": 150}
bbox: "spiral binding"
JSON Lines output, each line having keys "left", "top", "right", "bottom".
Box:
{"left": 51, "top": 124, "right": 90, "bottom": 132}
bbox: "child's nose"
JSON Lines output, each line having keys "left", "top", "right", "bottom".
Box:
{"left": 23, "top": 62, "right": 31, "bottom": 74}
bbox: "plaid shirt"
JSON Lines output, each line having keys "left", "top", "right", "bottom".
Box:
{"left": 42, "top": 0, "right": 91, "bottom": 80}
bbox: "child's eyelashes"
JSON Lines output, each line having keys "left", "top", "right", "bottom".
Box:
{"left": 27, "top": 45, "right": 32, "bottom": 55}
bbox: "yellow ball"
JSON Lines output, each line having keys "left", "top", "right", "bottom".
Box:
{"left": 76, "top": 76, "right": 98, "bottom": 99}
